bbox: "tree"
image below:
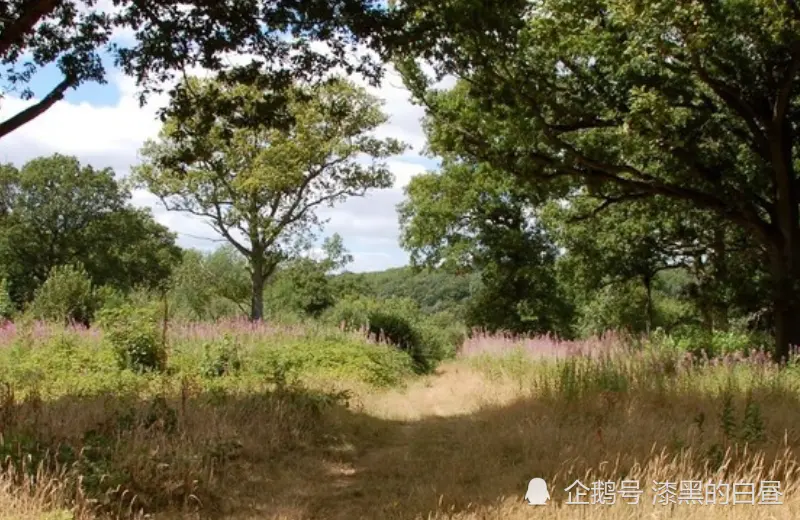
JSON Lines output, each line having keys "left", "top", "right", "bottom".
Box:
{"left": 383, "top": 1, "right": 800, "bottom": 360}
{"left": 134, "top": 77, "right": 405, "bottom": 320}
{"left": 399, "top": 160, "right": 573, "bottom": 336}
{"left": 1, "top": 0, "right": 391, "bottom": 138}
{"left": 30, "top": 263, "right": 95, "bottom": 325}
{"left": 0, "top": 154, "right": 181, "bottom": 306}
{"left": 543, "top": 195, "right": 713, "bottom": 334}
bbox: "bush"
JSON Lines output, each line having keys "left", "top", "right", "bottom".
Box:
{"left": 322, "top": 296, "right": 372, "bottom": 330}
{"left": 94, "top": 285, "right": 128, "bottom": 313}
{"left": 201, "top": 335, "right": 243, "bottom": 377}
{"left": 423, "top": 310, "right": 466, "bottom": 355}
{"left": 30, "top": 264, "right": 96, "bottom": 325}
{"left": 652, "top": 325, "right": 767, "bottom": 358}
{"left": 98, "top": 303, "right": 166, "bottom": 372}
{"left": 323, "top": 296, "right": 451, "bottom": 374}
{"left": 251, "top": 334, "right": 414, "bottom": 387}
{"left": 367, "top": 310, "right": 432, "bottom": 373}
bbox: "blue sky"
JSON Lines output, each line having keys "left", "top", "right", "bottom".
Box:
{"left": 0, "top": 45, "right": 440, "bottom": 272}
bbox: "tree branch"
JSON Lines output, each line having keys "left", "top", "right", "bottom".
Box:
{"left": 689, "top": 56, "right": 770, "bottom": 144}
{"left": 0, "top": 76, "right": 73, "bottom": 139}
{"left": 0, "top": 0, "right": 60, "bottom": 56}
{"left": 568, "top": 193, "right": 651, "bottom": 222}
{"left": 160, "top": 195, "right": 251, "bottom": 256}
{"left": 774, "top": 40, "right": 800, "bottom": 121}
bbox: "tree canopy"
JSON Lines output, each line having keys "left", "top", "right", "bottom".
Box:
{"left": 381, "top": 0, "right": 800, "bottom": 359}
{"left": 0, "top": 0, "right": 393, "bottom": 138}
{"left": 0, "top": 154, "right": 181, "bottom": 307}
{"left": 133, "top": 76, "right": 406, "bottom": 320}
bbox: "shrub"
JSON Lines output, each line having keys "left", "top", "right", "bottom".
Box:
{"left": 251, "top": 334, "right": 414, "bottom": 387}
{"left": 98, "top": 303, "right": 166, "bottom": 372}
{"left": 93, "top": 285, "right": 128, "bottom": 313}
{"left": 657, "top": 325, "right": 765, "bottom": 358}
{"left": 200, "top": 335, "right": 243, "bottom": 377}
{"left": 322, "top": 296, "right": 372, "bottom": 330}
{"left": 422, "top": 310, "right": 466, "bottom": 354}
{"left": 30, "top": 264, "right": 96, "bottom": 325}
{"left": 367, "top": 310, "right": 432, "bottom": 373}
{"left": 323, "top": 296, "right": 445, "bottom": 374}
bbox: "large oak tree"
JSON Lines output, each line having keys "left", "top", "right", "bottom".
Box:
{"left": 0, "top": 154, "right": 181, "bottom": 305}
{"left": 381, "top": 0, "right": 800, "bottom": 360}
{"left": 134, "top": 76, "right": 405, "bottom": 320}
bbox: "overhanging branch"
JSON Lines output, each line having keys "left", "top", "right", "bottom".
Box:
{"left": 0, "top": 0, "right": 60, "bottom": 56}
{"left": 775, "top": 40, "right": 800, "bottom": 121}
{"left": 0, "top": 76, "right": 74, "bottom": 138}
{"left": 568, "top": 193, "right": 651, "bottom": 222}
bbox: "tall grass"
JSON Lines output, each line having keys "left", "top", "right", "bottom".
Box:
{"left": 1, "top": 326, "right": 800, "bottom": 519}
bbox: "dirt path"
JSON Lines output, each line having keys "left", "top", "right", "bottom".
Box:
{"left": 218, "top": 363, "right": 528, "bottom": 520}
{"left": 182, "top": 361, "right": 800, "bottom": 520}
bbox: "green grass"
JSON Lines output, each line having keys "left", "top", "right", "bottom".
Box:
{"left": 0, "top": 320, "right": 415, "bottom": 399}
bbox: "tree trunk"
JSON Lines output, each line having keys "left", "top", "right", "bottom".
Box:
{"left": 644, "top": 274, "right": 653, "bottom": 335}
{"left": 250, "top": 258, "right": 265, "bottom": 321}
{"left": 769, "top": 249, "right": 800, "bottom": 362}
{"left": 768, "top": 120, "right": 800, "bottom": 362}
{"left": 712, "top": 226, "right": 729, "bottom": 332}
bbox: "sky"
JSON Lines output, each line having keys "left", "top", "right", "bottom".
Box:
{"left": 0, "top": 30, "right": 440, "bottom": 273}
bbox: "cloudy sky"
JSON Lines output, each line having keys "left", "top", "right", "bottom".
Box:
{"left": 0, "top": 35, "right": 438, "bottom": 273}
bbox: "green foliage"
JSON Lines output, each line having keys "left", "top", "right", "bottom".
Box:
{"left": 30, "top": 264, "right": 96, "bottom": 325}
{"left": 742, "top": 392, "right": 766, "bottom": 444}
{"left": 322, "top": 296, "right": 373, "bottom": 330}
{"left": 367, "top": 310, "right": 430, "bottom": 372}
{"left": 0, "top": 155, "right": 181, "bottom": 309}
{"left": 653, "top": 326, "right": 766, "bottom": 359}
{"left": 323, "top": 296, "right": 455, "bottom": 374}
{"left": 98, "top": 303, "right": 166, "bottom": 373}
{"left": 399, "top": 162, "right": 573, "bottom": 336}
{"left": 264, "top": 236, "right": 354, "bottom": 318}
{"left": 265, "top": 259, "right": 335, "bottom": 317}
{"left": 201, "top": 336, "right": 244, "bottom": 378}
{"left": 717, "top": 387, "right": 766, "bottom": 445}
{"left": 340, "top": 266, "right": 477, "bottom": 317}
{"left": 385, "top": 0, "right": 800, "bottom": 358}
{"left": 424, "top": 310, "right": 467, "bottom": 352}
{"left": 93, "top": 286, "right": 128, "bottom": 314}
{"left": 250, "top": 334, "right": 414, "bottom": 388}
{"left": 169, "top": 247, "right": 250, "bottom": 321}
{"left": 1, "top": 0, "right": 389, "bottom": 138}
{"left": 134, "top": 77, "right": 406, "bottom": 320}
{"left": 0, "top": 278, "right": 14, "bottom": 320}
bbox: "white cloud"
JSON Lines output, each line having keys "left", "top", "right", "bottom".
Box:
{"left": 0, "top": 56, "right": 434, "bottom": 271}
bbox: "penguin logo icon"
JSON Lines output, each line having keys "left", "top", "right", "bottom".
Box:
{"left": 525, "top": 478, "right": 550, "bottom": 505}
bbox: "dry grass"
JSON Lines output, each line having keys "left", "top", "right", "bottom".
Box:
{"left": 216, "top": 352, "right": 800, "bottom": 520}
{"left": 0, "top": 460, "right": 94, "bottom": 520}
{"left": 4, "top": 343, "right": 800, "bottom": 519}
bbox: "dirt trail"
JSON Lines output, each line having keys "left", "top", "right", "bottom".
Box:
{"left": 219, "top": 362, "right": 526, "bottom": 520}
{"left": 186, "top": 361, "right": 800, "bottom": 520}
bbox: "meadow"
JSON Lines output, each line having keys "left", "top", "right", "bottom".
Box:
{"left": 4, "top": 2, "right": 800, "bottom": 519}
{"left": 0, "top": 319, "right": 799, "bottom": 520}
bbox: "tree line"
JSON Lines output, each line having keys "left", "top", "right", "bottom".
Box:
{"left": 3, "top": 0, "right": 800, "bottom": 358}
